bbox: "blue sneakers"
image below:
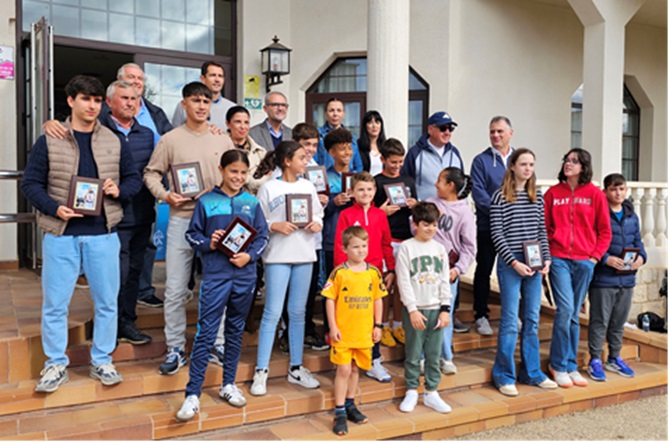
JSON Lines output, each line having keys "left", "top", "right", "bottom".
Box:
{"left": 605, "top": 356, "right": 635, "bottom": 378}
{"left": 159, "top": 347, "right": 187, "bottom": 375}
{"left": 587, "top": 358, "right": 607, "bottom": 381}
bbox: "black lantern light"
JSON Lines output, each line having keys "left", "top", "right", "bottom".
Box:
{"left": 260, "top": 36, "right": 292, "bottom": 92}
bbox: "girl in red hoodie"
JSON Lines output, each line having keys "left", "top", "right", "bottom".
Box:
{"left": 544, "top": 148, "right": 612, "bottom": 388}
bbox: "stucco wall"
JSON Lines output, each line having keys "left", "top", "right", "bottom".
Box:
{"left": 237, "top": 0, "right": 666, "bottom": 183}
{"left": 0, "top": 4, "right": 18, "bottom": 264}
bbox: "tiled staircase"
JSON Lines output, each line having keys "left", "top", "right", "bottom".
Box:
{"left": 0, "top": 270, "right": 665, "bottom": 440}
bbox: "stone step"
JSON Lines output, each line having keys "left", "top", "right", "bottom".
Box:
{"left": 0, "top": 350, "right": 660, "bottom": 441}
{"left": 62, "top": 309, "right": 534, "bottom": 370}
{"left": 0, "top": 333, "right": 636, "bottom": 421}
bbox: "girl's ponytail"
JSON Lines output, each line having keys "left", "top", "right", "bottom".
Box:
{"left": 442, "top": 167, "right": 472, "bottom": 200}
{"left": 254, "top": 150, "right": 278, "bottom": 179}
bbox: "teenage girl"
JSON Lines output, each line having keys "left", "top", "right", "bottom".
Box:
{"left": 251, "top": 140, "right": 325, "bottom": 396}
{"left": 544, "top": 148, "right": 611, "bottom": 388}
{"left": 176, "top": 150, "right": 269, "bottom": 421}
{"left": 426, "top": 167, "right": 476, "bottom": 375}
{"left": 489, "top": 148, "right": 557, "bottom": 396}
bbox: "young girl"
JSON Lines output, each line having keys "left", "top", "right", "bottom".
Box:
{"left": 426, "top": 167, "right": 476, "bottom": 375}
{"left": 489, "top": 148, "right": 557, "bottom": 396}
{"left": 544, "top": 148, "right": 611, "bottom": 388}
{"left": 251, "top": 140, "right": 324, "bottom": 396}
{"left": 176, "top": 150, "right": 269, "bottom": 421}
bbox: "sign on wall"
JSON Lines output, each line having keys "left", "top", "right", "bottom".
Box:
{"left": 0, "top": 46, "right": 14, "bottom": 80}
{"left": 244, "top": 75, "right": 262, "bottom": 109}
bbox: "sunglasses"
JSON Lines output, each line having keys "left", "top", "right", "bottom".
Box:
{"left": 563, "top": 157, "right": 580, "bottom": 165}
{"left": 435, "top": 123, "right": 456, "bottom": 133}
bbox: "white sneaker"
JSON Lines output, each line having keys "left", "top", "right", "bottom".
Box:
{"left": 439, "top": 358, "right": 457, "bottom": 375}
{"left": 219, "top": 383, "right": 246, "bottom": 407}
{"left": 250, "top": 368, "right": 268, "bottom": 396}
{"left": 287, "top": 366, "right": 320, "bottom": 389}
{"left": 549, "top": 366, "right": 573, "bottom": 388}
{"left": 498, "top": 384, "right": 519, "bottom": 396}
{"left": 35, "top": 364, "right": 68, "bottom": 393}
{"left": 568, "top": 370, "right": 589, "bottom": 387}
{"left": 475, "top": 317, "right": 493, "bottom": 336}
{"left": 176, "top": 395, "right": 200, "bottom": 421}
{"left": 399, "top": 389, "right": 418, "bottom": 412}
{"left": 538, "top": 378, "right": 558, "bottom": 389}
{"left": 366, "top": 358, "right": 391, "bottom": 382}
{"left": 423, "top": 391, "right": 452, "bottom": 413}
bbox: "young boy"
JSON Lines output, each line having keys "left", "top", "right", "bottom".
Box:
{"left": 396, "top": 202, "right": 452, "bottom": 413}
{"left": 587, "top": 173, "right": 646, "bottom": 381}
{"left": 373, "top": 138, "right": 418, "bottom": 346}
{"left": 322, "top": 226, "right": 386, "bottom": 435}
{"left": 321, "top": 128, "right": 354, "bottom": 335}
{"left": 21, "top": 75, "right": 142, "bottom": 392}
{"left": 334, "top": 172, "right": 395, "bottom": 382}
{"left": 144, "top": 82, "right": 234, "bottom": 374}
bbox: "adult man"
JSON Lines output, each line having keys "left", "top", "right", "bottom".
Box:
{"left": 172, "top": 61, "right": 235, "bottom": 128}
{"left": 401, "top": 111, "right": 464, "bottom": 201}
{"left": 248, "top": 91, "right": 293, "bottom": 151}
{"left": 226, "top": 106, "right": 269, "bottom": 194}
{"left": 470, "top": 116, "right": 515, "bottom": 335}
{"left": 99, "top": 80, "right": 157, "bottom": 345}
{"left": 144, "top": 82, "right": 234, "bottom": 375}
{"left": 21, "top": 75, "right": 142, "bottom": 392}
{"left": 45, "top": 62, "right": 172, "bottom": 309}
{"left": 315, "top": 98, "right": 363, "bottom": 172}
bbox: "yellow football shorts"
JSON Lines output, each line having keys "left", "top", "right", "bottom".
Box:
{"left": 330, "top": 346, "right": 372, "bottom": 370}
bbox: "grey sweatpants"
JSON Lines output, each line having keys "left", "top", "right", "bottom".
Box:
{"left": 588, "top": 287, "right": 633, "bottom": 360}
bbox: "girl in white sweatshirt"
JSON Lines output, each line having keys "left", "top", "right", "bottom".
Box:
{"left": 251, "top": 141, "right": 324, "bottom": 396}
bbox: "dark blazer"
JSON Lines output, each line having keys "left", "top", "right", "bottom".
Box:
{"left": 249, "top": 119, "right": 292, "bottom": 152}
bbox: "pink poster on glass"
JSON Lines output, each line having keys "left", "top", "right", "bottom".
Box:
{"left": 0, "top": 46, "right": 15, "bottom": 80}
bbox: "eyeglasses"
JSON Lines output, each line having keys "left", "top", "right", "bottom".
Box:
{"left": 435, "top": 124, "right": 456, "bottom": 133}
{"left": 563, "top": 157, "right": 580, "bottom": 165}
{"left": 267, "top": 103, "right": 289, "bottom": 109}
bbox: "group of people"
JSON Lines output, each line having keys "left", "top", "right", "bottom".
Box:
{"left": 20, "top": 63, "right": 646, "bottom": 436}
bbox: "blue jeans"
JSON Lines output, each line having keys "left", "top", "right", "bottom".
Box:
{"left": 492, "top": 254, "right": 546, "bottom": 387}
{"left": 441, "top": 279, "right": 459, "bottom": 361}
{"left": 256, "top": 263, "right": 313, "bottom": 369}
{"left": 42, "top": 233, "right": 120, "bottom": 367}
{"left": 549, "top": 257, "right": 596, "bottom": 372}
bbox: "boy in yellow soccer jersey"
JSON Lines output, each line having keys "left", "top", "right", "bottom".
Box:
{"left": 322, "top": 226, "right": 386, "bottom": 436}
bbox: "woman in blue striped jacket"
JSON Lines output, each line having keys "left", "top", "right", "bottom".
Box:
{"left": 489, "top": 148, "right": 557, "bottom": 396}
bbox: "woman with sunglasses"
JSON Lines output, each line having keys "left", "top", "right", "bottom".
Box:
{"left": 401, "top": 111, "right": 464, "bottom": 201}
{"left": 358, "top": 111, "right": 387, "bottom": 176}
{"left": 544, "top": 148, "right": 612, "bottom": 388}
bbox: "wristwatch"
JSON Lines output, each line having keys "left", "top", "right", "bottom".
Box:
{"left": 374, "top": 323, "right": 383, "bottom": 329}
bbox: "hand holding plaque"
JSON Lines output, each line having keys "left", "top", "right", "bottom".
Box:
{"left": 522, "top": 241, "right": 544, "bottom": 271}
{"left": 286, "top": 194, "right": 313, "bottom": 228}
{"left": 68, "top": 176, "right": 104, "bottom": 216}
{"left": 217, "top": 217, "right": 258, "bottom": 257}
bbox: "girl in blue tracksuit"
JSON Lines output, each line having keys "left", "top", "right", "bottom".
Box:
{"left": 176, "top": 150, "right": 269, "bottom": 421}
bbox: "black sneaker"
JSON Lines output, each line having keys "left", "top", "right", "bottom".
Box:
{"left": 278, "top": 333, "right": 289, "bottom": 354}
{"left": 453, "top": 315, "right": 470, "bottom": 334}
{"left": 304, "top": 334, "right": 330, "bottom": 351}
{"left": 333, "top": 413, "right": 348, "bottom": 435}
{"left": 345, "top": 403, "right": 368, "bottom": 424}
{"left": 137, "top": 294, "right": 164, "bottom": 308}
{"left": 159, "top": 348, "right": 187, "bottom": 375}
{"left": 118, "top": 323, "right": 152, "bottom": 345}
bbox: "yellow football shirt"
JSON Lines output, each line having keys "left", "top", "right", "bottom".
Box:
{"left": 321, "top": 263, "right": 388, "bottom": 349}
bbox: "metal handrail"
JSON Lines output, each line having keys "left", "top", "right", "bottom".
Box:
{"left": 0, "top": 170, "right": 24, "bottom": 179}
{"left": 0, "top": 170, "right": 37, "bottom": 269}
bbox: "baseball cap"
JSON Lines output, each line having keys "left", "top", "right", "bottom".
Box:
{"left": 427, "top": 111, "right": 458, "bottom": 127}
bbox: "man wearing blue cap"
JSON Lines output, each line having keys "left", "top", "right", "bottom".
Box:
{"left": 401, "top": 112, "right": 464, "bottom": 201}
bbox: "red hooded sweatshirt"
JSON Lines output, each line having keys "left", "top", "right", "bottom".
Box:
{"left": 334, "top": 202, "right": 395, "bottom": 271}
{"left": 544, "top": 181, "right": 612, "bottom": 261}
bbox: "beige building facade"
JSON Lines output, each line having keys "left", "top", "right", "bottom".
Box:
{"left": 0, "top": 0, "right": 666, "bottom": 269}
